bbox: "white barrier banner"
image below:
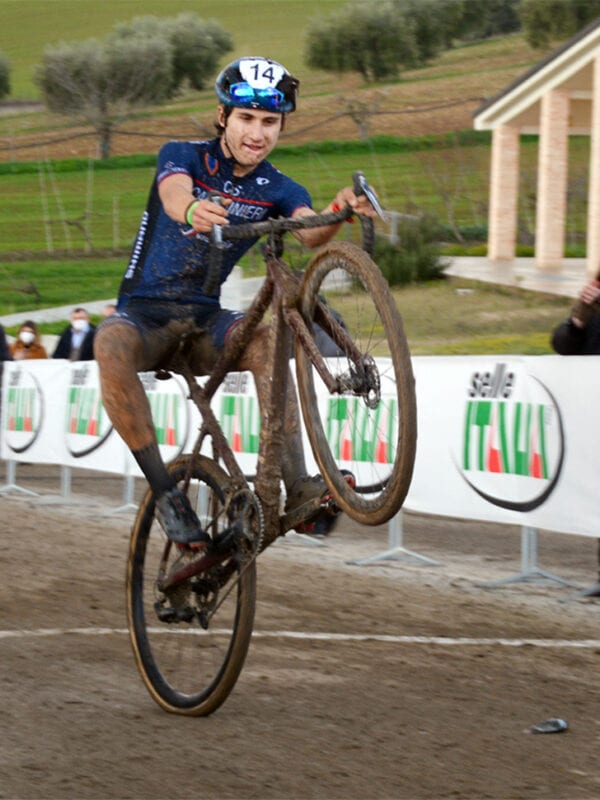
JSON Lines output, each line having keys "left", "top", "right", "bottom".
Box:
{"left": 1, "top": 355, "right": 598, "bottom": 537}
{"left": 406, "top": 356, "right": 594, "bottom": 537}
{"left": 0, "top": 360, "right": 263, "bottom": 478}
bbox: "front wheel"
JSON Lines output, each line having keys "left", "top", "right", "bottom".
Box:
{"left": 295, "top": 241, "right": 417, "bottom": 526}
{"left": 126, "top": 455, "right": 257, "bottom": 716}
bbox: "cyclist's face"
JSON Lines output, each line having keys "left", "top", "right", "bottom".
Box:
{"left": 219, "top": 107, "right": 282, "bottom": 175}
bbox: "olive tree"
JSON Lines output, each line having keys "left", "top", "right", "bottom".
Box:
{"left": 0, "top": 51, "right": 10, "bottom": 100}
{"left": 305, "top": 1, "right": 420, "bottom": 81}
{"left": 34, "top": 14, "right": 232, "bottom": 159}
{"left": 521, "top": 0, "right": 600, "bottom": 49}
{"left": 110, "top": 13, "right": 232, "bottom": 92}
{"left": 35, "top": 35, "right": 173, "bottom": 159}
{"left": 305, "top": 0, "right": 523, "bottom": 82}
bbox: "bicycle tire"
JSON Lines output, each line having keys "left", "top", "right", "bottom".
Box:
{"left": 295, "top": 241, "right": 417, "bottom": 526}
{"left": 126, "top": 455, "right": 257, "bottom": 716}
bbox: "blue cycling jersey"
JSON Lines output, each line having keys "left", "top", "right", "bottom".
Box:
{"left": 117, "top": 138, "right": 312, "bottom": 309}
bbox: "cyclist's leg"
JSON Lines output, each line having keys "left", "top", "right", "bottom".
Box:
{"left": 240, "top": 327, "right": 320, "bottom": 501}
{"left": 94, "top": 310, "right": 209, "bottom": 546}
{"left": 188, "top": 311, "right": 315, "bottom": 499}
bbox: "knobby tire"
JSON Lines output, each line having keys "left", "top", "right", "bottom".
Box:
{"left": 295, "top": 241, "right": 417, "bottom": 526}
{"left": 126, "top": 456, "right": 257, "bottom": 716}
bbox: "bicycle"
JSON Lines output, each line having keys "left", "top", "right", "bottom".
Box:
{"left": 126, "top": 173, "right": 417, "bottom": 716}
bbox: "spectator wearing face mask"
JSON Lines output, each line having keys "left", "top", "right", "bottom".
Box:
{"left": 52, "top": 307, "right": 96, "bottom": 361}
{"left": 10, "top": 321, "right": 48, "bottom": 360}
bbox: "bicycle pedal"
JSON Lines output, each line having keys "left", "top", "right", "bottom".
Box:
{"left": 175, "top": 539, "right": 210, "bottom": 553}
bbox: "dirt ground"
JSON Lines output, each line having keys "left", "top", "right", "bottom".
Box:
{"left": 1, "top": 464, "right": 600, "bottom": 800}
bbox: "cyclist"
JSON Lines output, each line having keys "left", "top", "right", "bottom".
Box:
{"left": 94, "top": 56, "right": 378, "bottom": 547}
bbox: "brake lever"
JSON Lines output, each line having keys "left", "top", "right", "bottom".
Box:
{"left": 209, "top": 191, "right": 225, "bottom": 248}
{"left": 352, "top": 171, "right": 386, "bottom": 221}
{"left": 204, "top": 192, "right": 226, "bottom": 296}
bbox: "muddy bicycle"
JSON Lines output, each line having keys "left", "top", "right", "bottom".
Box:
{"left": 126, "top": 173, "right": 417, "bottom": 716}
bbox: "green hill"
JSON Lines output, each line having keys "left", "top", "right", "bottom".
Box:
{"left": 0, "top": 7, "right": 578, "bottom": 352}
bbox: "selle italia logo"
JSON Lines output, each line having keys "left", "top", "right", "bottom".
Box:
{"left": 459, "top": 363, "right": 564, "bottom": 510}
{"left": 217, "top": 374, "right": 397, "bottom": 464}
{"left": 219, "top": 373, "right": 260, "bottom": 453}
{"left": 4, "top": 366, "right": 43, "bottom": 453}
{"left": 65, "top": 364, "right": 113, "bottom": 457}
{"left": 141, "top": 372, "right": 189, "bottom": 459}
{"left": 327, "top": 397, "right": 396, "bottom": 464}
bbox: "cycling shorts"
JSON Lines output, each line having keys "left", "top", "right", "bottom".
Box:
{"left": 105, "top": 299, "right": 244, "bottom": 348}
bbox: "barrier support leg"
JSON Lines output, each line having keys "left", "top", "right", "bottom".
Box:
{"left": 105, "top": 472, "right": 138, "bottom": 515}
{"left": 283, "top": 530, "right": 326, "bottom": 547}
{"left": 60, "top": 465, "right": 72, "bottom": 499}
{"left": 477, "top": 526, "right": 580, "bottom": 589}
{"left": 37, "top": 465, "right": 78, "bottom": 506}
{"left": 0, "top": 460, "right": 39, "bottom": 497}
{"left": 562, "top": 538, "right": 600, "bottom": 602}
{"left": 348, "top": 512, "right": 442, "bottom": 567}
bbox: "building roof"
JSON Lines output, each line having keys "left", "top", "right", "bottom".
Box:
{"left": 473, "top": 16, "right": 600, "bottom": 133}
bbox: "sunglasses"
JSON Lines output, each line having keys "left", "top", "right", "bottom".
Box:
{"left": 229, "top": 82, "right": 285, "bottom": 110}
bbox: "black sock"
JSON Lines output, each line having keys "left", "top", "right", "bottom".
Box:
{"left": 132, "top": 443, "right": 175, "bottom": 497}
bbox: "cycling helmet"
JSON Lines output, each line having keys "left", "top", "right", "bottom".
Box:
{"left": 215, "top": 57, "right": 299, "bottom": 113}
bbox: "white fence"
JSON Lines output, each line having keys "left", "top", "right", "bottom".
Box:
{"left": 1, "top": 355, "right": 598, "bottom": 559}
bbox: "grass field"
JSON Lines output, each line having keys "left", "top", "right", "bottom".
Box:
{"left": 0, "top": 134, "right": 591, "bottom": 258}
{"left": 0, "top": 0, "right": 348, "bottom": 100}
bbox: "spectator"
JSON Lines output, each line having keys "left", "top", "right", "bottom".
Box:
{"left": 103, "top": 303, "right": 117, "bottom": 318}
{"left": 551, "top": 279, "right": 600, "bottom": 354}
{"left": 10, "top": 321, "right": 48, "bottom": 360}
{"left": 0, "top": 323, "right": 11, "bottom": 362}
{"left": 551, "top": 278, "right": 600, "bottom": 597}
{"left": 52, "top": 307, "right": 96, "bottom": 361}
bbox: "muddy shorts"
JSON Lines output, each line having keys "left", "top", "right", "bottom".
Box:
{"left": 99, "top": 298, "right": 245, "bottom": 372}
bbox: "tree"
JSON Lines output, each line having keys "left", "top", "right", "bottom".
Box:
{"left": 35, "top": 36, "right": 173, "bottom": 159}
{"left": 521, "top": 0, "right": 600, "bottom": 49}
{"left": 305, "top": 0, "right": 521, "bottom": 82}
{"left": 341, "top": 92, "right": 385, "bottom": 140}
{"left": 0, "top": 51, "right": 10, "bottom": 100}
{"left": 110, "top": 14, "right": 232, "bottom": 92}
{"left": 305, "top": 1, "right": 420, "bottom": 81}
{"left": 34, "top": 15, "right": 232, "bottom": 158}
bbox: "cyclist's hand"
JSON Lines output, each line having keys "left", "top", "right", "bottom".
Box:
{"left": 188, "top": 197, "right": 232, "bottom": 233}
{"left": 333, "top": 186, "right": 381, "bottom": 219}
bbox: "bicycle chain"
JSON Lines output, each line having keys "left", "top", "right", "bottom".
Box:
{"left": 229, "top": 486, "right": 265, "bottom": 556}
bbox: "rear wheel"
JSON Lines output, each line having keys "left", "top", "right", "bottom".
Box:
{"left": 126, "top": 456, "right": 257, "bottom": 716}
{"left": 295, "top": 241, "right": 417, "bottom": 526}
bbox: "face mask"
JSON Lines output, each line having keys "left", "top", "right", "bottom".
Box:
{"left": 19, "top": 331, "right": 35, "bottom": 345}
{"left": 72, "top": 319, "right": 88, "bottom": 332}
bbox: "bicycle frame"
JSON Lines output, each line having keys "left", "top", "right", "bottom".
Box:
{"left": 170, "top": 233, "right": 360, "bottom": 556}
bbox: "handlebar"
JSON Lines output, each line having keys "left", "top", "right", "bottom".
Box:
{"left": 203, "top": 172, "right": 382, "bottom": 295}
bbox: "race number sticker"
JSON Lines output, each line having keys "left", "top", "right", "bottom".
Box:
{"left": 239, "top": 58, "right": 284, "bottom": 88}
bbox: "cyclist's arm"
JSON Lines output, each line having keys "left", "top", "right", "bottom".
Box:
{"left": 158, "top": 173, "right": 230, "bottom": 231}
{"left": 291, "top": 186, "right": 379, "bottom": 248}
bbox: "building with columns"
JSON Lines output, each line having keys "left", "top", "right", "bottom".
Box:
{"left": 473, "top": 17, "right": 600, "bottom": 277}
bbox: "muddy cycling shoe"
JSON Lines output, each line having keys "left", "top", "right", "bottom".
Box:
{"left": 155, "top": 487, "right": 211, "bottom": 548}
{"left": 285, "top": 474, "right": 329, "bottom": 512}
{"left": 309, "top": 511, "right": 342, "bottom": 537}
{"left": 285, "top": 472, "right": 355, "bottom": 535}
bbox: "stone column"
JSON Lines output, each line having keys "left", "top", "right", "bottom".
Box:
{"left": 587, "top": 55, "right": 600, "bottom": 278}
{"left": 488, "top": 124, "right": 520, "bottom": 261}
{"left": 535, "top": 88, "right": 570, "bottom": 270}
